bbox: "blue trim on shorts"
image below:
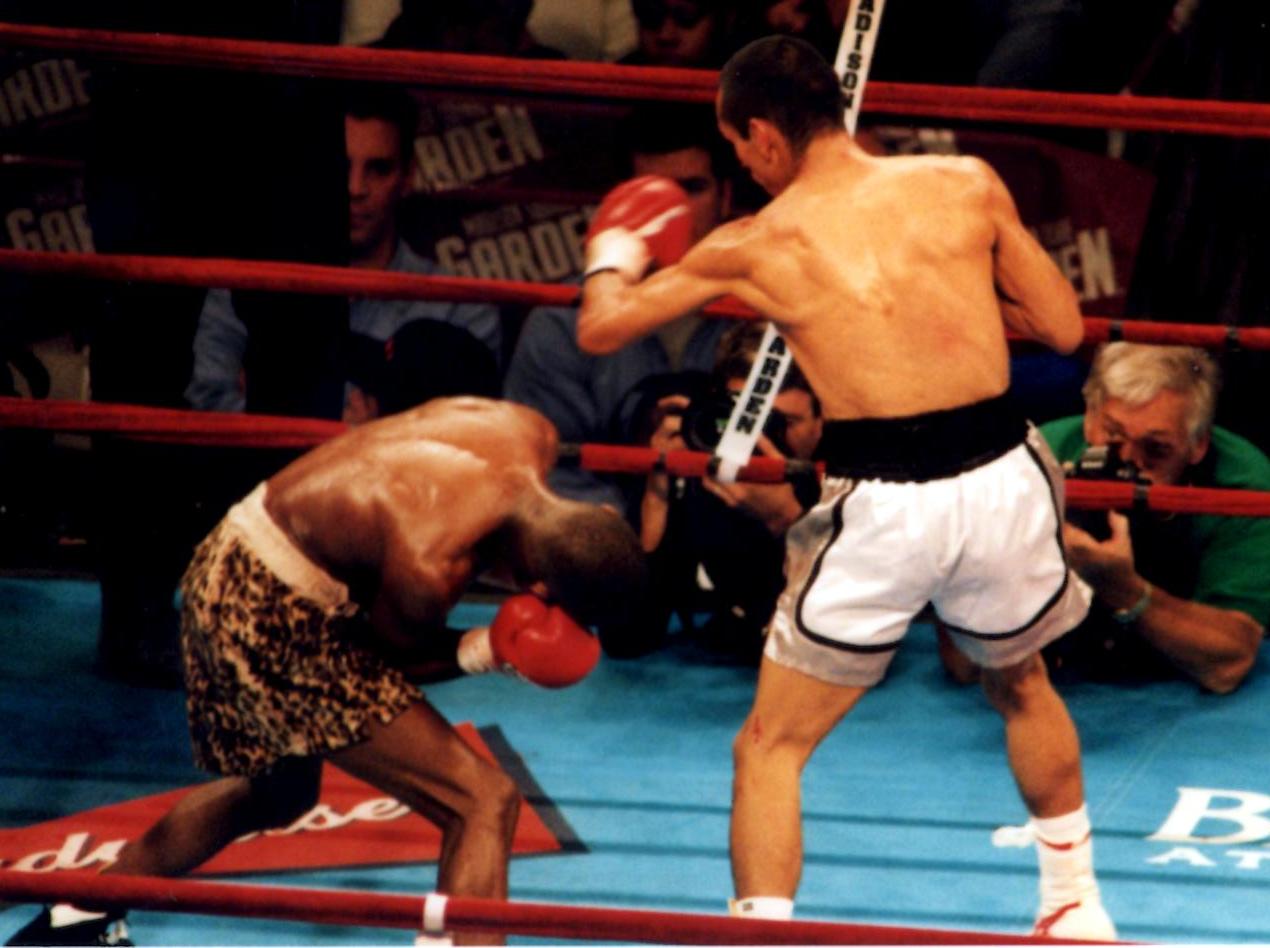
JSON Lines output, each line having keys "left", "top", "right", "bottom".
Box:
{"left": 792, "top": 482, "right": 905, "bottom": 654}
{"left": 942, "top": 437, "right": 1069, "bottom": 642}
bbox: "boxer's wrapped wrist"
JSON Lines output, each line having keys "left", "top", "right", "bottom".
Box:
{"left": 584, "top": 227, "right": 650, "bottom": 282}
{"left": 456, "top": 627, "right": 495, "bottom": 675}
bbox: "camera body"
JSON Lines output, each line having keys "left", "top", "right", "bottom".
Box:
{"left": 1063, "top": 444, "right": 1147, "bottom": 540}
{"left": 679, "top": 386, "right": 789, "bottom": 454}
{"left": 1064, "top": 444, "right": 1143, "bottom": 483}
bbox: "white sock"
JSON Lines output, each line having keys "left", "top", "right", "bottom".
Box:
{"left": 728, "top": 896, "right": 794, "bottom": 920}
{"left": 49, "top": 904, "right": 108, "bottom": 927}
{"left": 1033, "top": 804, "right": 1099, "bottom": 909}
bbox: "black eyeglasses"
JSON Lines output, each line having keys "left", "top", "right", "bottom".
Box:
{"left": 633, "top": 0, "right": 710, "bottom": 30}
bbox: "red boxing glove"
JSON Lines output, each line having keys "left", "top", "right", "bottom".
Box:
{"left": 584, "top": 175, "right": 692, "bottom": 281}
{"left": 457, "top": 595, "right": 600, "bottom": 688}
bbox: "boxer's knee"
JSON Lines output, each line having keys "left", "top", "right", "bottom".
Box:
{"left": 421, "top": 756, "right": 519, "bottom": 841}
{"left": 248, "top": 757, "right": 323, "bottom": 829}
{"left": 981, "top": 652, "right": 1051, "bottom": 717}
{"left": 732, "top": 712, "right": 814, "bottom": 777}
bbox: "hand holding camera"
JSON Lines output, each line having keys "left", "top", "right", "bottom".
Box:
{"left": 1061, "top": 444, "right": 1143, "bottom": 600}
{"left": 1063, "top": 444, "right": 1147, "bottom": 541}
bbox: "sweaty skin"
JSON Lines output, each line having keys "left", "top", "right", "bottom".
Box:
{"left": 578, "top": 131, "right": 1083, "bottom": 421}
{"left": 82, "top": 397, "right": 592, "bottom": 947}
{"left": 265, "top": 397, "right": 559, "bottom": 660}
{"left": 578, "top": 101, "right": 1096, "bottom": 920}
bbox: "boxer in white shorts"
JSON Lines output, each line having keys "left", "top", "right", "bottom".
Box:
{"left": 577, "top": 34, "right": 1115, "bottom": 942}
{"left": 768, "top": 396, "right": 1093, "bottom": 687}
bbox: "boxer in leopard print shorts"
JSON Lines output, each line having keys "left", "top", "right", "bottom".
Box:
{"left": 179, "top": 482, "right": 417, "bottom": 777}
{"left": 11, "top": 398, "right": 644, "bottom": 947}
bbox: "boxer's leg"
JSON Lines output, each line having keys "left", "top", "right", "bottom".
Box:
{"left": 330, "top": 700, "right": 519, "bottom": 900}
{"left": 982, "top": 655, "right": 1115, "bottom": 940}
{"left": 107, "top": 758, "right": 323, "bottom": 877}
{"left": 730, "top": 656, "right": 867, "bottom": 909}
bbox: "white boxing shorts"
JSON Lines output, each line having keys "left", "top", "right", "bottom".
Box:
{"left": 766, "top": 396, "right": 1091, "bottom": 687}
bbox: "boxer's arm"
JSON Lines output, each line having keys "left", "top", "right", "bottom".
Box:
{"left": 578, "top": 175, "right": 755, "bottom": 353}
{"left": 362, "top": 490, "right": 509, "bottom": 680}
{"left": 362, "top": 566, "right": 462, "bottom": 683}
{"left": 983, "top": 162, "right": 1084, "bottom": 354}
{"left": 578, "top": 260, "right": 727, "bottom": 353}
{"left": 457, "top": 595, "right": 601, "bottom": 687}
{"left": 578, "top": 221, "right": 756, "bottom": 354}
{"left": 395, "top": 627, "right": 471, "bottom": 684}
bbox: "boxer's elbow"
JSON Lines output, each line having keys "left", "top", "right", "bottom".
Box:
{"left": 576, "top": 315, "right": 614, "bottom": 353}
{"left": 1051, "top": 317, "right": 1084, "bottom": 355}
{"left": 1049, "top": 284, "right": 1084, "bottom": 354}
{"left": 576, "top": 315, "right": 622, "bottom": 354}
{"left": 576, "top": 298, "right": 631, "bottom": 354}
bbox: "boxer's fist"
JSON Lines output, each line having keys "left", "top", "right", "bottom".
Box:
{"left": 457, "top": 595, "right": 600, "bottom": 688}
{"left": 584, "top": 175, "right": 692, "bottom": 281}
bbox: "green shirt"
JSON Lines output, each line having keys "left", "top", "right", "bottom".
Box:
{"left": 1043, "top": 415, "right": 1270, "bottom": 625}
{"left": 1041, "top": 416, "right": 1270, "bottom": 680}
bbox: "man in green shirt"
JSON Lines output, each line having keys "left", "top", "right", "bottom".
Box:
{"left": 1040, "top": 343, "right": 1270, "bottom": 693}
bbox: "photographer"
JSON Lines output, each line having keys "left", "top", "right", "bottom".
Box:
{"left": 615, "top": 323, "right": 821, "bottom": 661}
{"left": 504, "top": 103, "right": 734, "bottom": 516}
{"left": 1025, "top": 344, "right": 1270, "bottom": 693}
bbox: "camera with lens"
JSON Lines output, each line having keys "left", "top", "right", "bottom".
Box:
{"left": 679, "top": 385, "right": 789, "bottom": 454}
{"left": 1064, "top": 444, "right": 1144, "bottom": 483}
{"left": 1063, "top": 444, "right": 1147, "bottom": 540}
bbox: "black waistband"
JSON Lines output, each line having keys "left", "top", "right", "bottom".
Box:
{"left": 817, "top": 394, "right": 1027, "bottom": 482}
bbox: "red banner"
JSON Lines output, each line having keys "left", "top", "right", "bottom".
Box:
{"left": 0, "top": 723, "right": 563, "bottom": 876}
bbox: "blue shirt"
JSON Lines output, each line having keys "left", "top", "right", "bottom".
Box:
{"left": 185, "top": 241, "right": 502, "bottom": 412}
{"left": 504, "top": 299, "right": 729, "bottom": 514}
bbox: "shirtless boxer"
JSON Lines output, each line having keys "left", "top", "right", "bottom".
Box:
{"left": 7, "top": 397, "right": 645, "bottom": 948}
{"left": 576, "top": 36, "right": 1114, "bottom": 940}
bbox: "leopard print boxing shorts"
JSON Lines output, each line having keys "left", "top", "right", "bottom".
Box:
{"left": 178, "top": 484, "right": 417, "bottom": 776}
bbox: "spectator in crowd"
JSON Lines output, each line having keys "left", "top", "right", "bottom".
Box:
{"left": 620, "top": 0, "right": 734, "bottom": 68}
{"left": 726, "top": 0, "right": 839, "bottom": 60}
{"left": 631, "top": 322, "right": 822, "bottom": 660}
{"left": 376, "top": 0, "right": 564, "bottom": 57}
{"left": 967, "top": 0, "right": 1090, "bottom": 91}
{"left": 186, "top": 86, "right": 502, "bottom": 420}
{"left": 525, "top": 0, "right": 639, "bottom": 61}
{"left": 345, "top": 319, "right": 501, "bottom": 423}
{"left": 871, "top": 0, "right": 1089, "bottom": 91}
{"left": 941, "top": 343, "right": 1270, "bottom": 694}
{"left": 504, "top": 103, "right": 734, "bottom": 516}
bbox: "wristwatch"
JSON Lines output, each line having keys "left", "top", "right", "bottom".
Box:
{"left": 1112, "top": 580, "right": 1153, "bottom": 624}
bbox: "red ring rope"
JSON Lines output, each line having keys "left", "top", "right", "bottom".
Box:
{"left": 0, "top": 249, "right": 579, "bottom": 311}
{"left": 5, "top": 397, "right": 1270, "bottom": 519}
{"left": 1, "top": 21, "right": 1267, "bottom": 139}
{"left": 2, "top": 249, "right": 1267, "bottom": 352}
{"left": 0, "top": 870, "right": 1093, "bottom": 944}
{"left": 0, "top": 396, "right": 346, "bottom": 449}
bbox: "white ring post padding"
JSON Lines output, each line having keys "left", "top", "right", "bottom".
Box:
{"left": 422, "top": 893, "right": 449, "bottom": 934}
{"left": 712, "top": 323, "right": 793, "bottom": 483}
{"left": 833, "top": 0, "right": 888, "bottom": 137}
